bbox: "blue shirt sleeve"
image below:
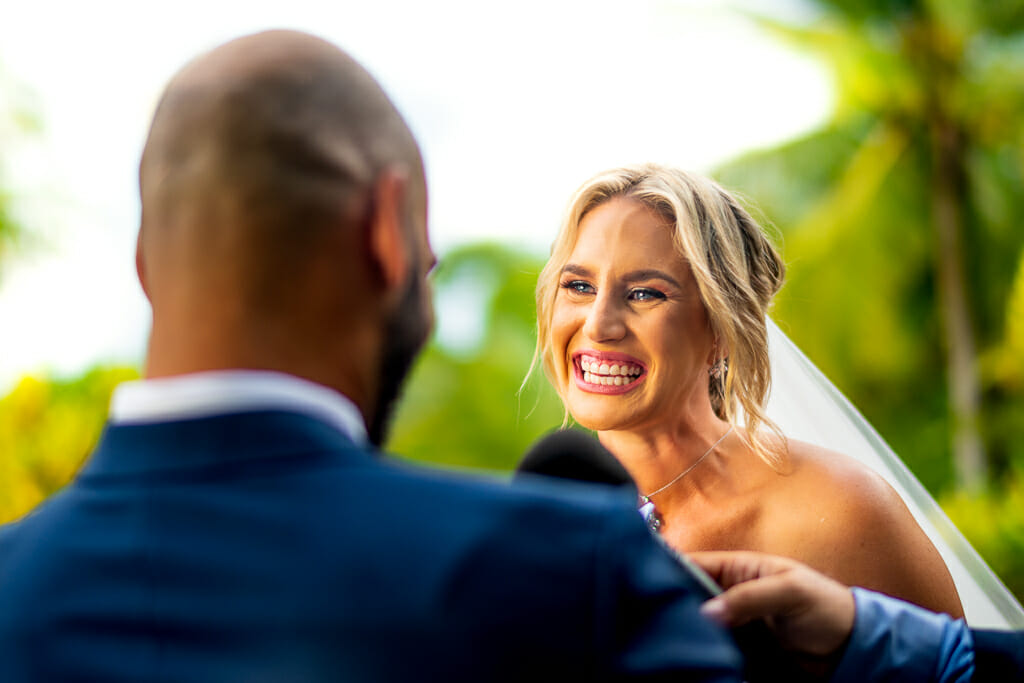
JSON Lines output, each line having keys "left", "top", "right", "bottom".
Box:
{"left": 831, "top": 588, "right": 974, "bottom": 683}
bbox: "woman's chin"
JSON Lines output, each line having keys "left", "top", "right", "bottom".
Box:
{"left": 567, "top": 405, "right": 640, "bottom": 434}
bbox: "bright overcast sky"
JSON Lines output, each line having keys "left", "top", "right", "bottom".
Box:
{"left": 0, "top": 0, "right": 831, "bottom": 390}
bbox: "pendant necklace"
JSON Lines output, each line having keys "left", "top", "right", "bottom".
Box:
{"left": 638, "top": 425, "right": 734, "bottom": 533}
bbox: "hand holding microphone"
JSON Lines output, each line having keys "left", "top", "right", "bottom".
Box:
{"left": 694, "top": 551, "right": 856, "bottom": 659}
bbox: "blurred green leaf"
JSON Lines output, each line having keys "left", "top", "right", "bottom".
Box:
{"left": 721, "top": 0, "right": 1024, "bottom": 492}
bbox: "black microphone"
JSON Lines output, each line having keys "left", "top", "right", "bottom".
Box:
{"left": 514, "top": 428, "right": 636, "bottom": 490}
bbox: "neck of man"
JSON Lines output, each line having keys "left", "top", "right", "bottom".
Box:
{"left": 143, "top": 304, "right": 384, "bottom": 428}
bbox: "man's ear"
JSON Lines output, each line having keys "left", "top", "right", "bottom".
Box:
{"left": 135, "top": 230, "right": 151, "bottom": 301}
{"left": 367, "top": 166, "right": 410, "bottom": 292}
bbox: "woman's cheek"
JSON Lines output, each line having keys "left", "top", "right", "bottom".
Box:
{"left": 549, "top": 306, "right": 575, "bottom": 387}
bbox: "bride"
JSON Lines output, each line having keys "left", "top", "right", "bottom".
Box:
{"left": 531, "top": 163, "right": 967, "bottom": 617}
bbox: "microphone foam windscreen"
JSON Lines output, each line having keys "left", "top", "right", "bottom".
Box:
{"left": 515, "top": 429, "right": 635, "bottom": 489}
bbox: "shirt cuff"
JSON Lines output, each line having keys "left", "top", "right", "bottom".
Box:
{"left": 830, "top": 588, "right": 974, "bottom": 683}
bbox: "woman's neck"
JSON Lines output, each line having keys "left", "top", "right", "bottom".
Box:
{"left": 598, "top": 415, "right": 734, "bottom": 502}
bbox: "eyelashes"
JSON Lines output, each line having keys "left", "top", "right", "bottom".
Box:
{"left": 560, "top": 280, "right": 594, "bottom": 295}
{"left": 628, "top": 288, "right": 667, "bottom": 302}
{"left": 559, "top": 280, "right": 668, "bottom": 302}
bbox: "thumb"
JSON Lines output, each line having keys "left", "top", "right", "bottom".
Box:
{"left": 700, "top": 572, "right": 801, "bottom": 628}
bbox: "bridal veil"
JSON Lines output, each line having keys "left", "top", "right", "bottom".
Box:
{"left": 765, "top": 319, "right": 1024, "bottom": 628}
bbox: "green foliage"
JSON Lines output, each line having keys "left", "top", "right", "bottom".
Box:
{"left": 719, "top": 0, "right": 1024, "bottom": 493}
{"left": 385, "top": 243, "right": 567, "bottom": 471}
{"left": 981, "top": 250, "right": 1024, "bottom": 481}
{"left": 943, "top": 471, "right": 1024, "bottom": 601}
{"left": 0, "top": 367, "right": 138, "bottom": 523}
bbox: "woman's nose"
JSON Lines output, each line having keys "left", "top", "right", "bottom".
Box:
{"left": 582, "top": 292, "right": 626, "bottom": 343}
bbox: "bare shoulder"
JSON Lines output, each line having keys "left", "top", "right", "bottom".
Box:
{"left": 764, "top": 439, "right": 908, "bottom": 561}
{"left": 780, "top": 438, "right": 904, "bottom": 514}
{"left": 764, "top": 438, "right": 964, "bottom": 617}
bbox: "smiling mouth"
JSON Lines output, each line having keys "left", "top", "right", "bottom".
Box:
{"left": 577, "top": 354, "right": 645, "bottom": 388}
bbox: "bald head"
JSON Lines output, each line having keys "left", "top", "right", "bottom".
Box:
{"left": 136, "top": 31, "right": 433, "bottom": 418}
{"left": 138, "top": 29, "right": 424, "bottom": 305}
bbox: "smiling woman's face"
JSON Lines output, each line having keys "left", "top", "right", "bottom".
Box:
{"left": 550, "top": 196, "right": 717, "bottom": 433}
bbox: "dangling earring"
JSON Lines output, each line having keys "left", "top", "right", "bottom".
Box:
{"left": 709, "top": 357, "right": 727, "bottom": 381}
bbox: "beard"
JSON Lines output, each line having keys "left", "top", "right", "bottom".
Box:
{"left": 366, "top": 273, "right": 431, "bottom": 447}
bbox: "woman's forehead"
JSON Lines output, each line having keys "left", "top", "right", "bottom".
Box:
{"left": 568, "top": 197, "right": 686, "bottom": 270}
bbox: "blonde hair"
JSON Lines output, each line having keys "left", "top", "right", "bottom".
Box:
{"left": 532, "top": 163, "right": 787, "bottom": 467}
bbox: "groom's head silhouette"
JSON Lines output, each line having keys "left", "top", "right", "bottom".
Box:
{"left": 135, "top": 30, "right": 435, "bottom": 444}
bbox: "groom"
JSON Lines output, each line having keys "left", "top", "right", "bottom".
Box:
{"left": 0, "top": 30, "right": 742, "bottom": 681}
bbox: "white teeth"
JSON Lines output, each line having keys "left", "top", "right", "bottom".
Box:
{"left": 582, "top": 371, "right": 636, "bottom": 386}
{"left": 578, "top": 356, "right": 644, "bottom": 385}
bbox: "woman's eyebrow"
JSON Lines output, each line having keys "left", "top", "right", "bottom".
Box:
{"left": 560, "top": 263, "right": 592, "bottom": 277}
{"left": 621, "top": 269, "right": 681, "bottom": 287}
{"left": 560, "top": 264, "right": 682, "bottom": 288}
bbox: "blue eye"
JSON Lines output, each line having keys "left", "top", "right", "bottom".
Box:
{"left": 629, "top": 288, "right": 666, "bottom": 302}
{"left": 560, "top": 280, "right": 594, "bottom": 295}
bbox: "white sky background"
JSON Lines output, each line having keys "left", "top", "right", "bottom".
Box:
{"left": 0, "top": 0, "right": 831, "bottom": 391}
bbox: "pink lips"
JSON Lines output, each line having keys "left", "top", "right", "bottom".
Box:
{"left": 572, "top": 350, "right": 647, "bottom": 395}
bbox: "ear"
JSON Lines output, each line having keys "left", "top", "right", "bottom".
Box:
{"left": 708, "top": 337, "right": 727, "bottom": 366}
{"left": 135, "top": 230, "right": 151, "bottom": 301}
{"left": 367, "top": 166, "right": 410, "bottom": 292}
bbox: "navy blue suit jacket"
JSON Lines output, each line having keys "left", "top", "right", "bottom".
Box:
{"left": 0, "top": 411, "right": 741, "bottom": 681}
{"left": 972, "top": 629, "right": 1024, "bottom": 682}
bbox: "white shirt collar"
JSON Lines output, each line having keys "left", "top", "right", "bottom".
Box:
{"left": 109, "top": 370, "right": 368, "bottom": 445}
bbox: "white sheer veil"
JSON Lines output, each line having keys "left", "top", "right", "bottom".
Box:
{"left": 765, "top": 319, "right": 1024, "bottom": 628}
